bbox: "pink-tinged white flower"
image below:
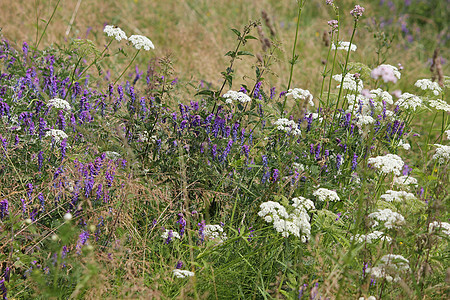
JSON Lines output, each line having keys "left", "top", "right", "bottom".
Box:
{"left": 327, "top": 20, "right": 338, "bottom": 31}
{"left": 129, "top": 35, "right": 155, "bottom": 50}
{"left": 371, "top": 65, "right": 400, "bottom": 83}
{"left": 350, "top": 5, "right": 365, "bottom": 18}
{"left": 103, "top": 25, "right": 127, "bottom": 41}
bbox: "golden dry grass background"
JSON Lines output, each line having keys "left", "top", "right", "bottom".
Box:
{"left": 0, "top": 0, "right": 445, "bottom": 94}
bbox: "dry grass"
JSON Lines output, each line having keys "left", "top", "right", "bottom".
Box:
{"left": 2, "top": 0, "right": 445, "bottom": 98}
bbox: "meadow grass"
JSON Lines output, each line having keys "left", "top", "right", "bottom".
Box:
{"left": 0, "top": 0, "right": 449, "bottom": 299}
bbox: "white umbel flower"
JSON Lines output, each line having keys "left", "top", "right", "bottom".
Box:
{"left": 204, "top": 224, "right": 227, "bottom": 242}
{"left": 369, "top": 88, "right": 393, "bottom": 105}
{"left": 45, "top": 129, "right": 68, "bottom": 144}
{"left": 351, "top": 231, "right": 392, "bottom": 244}
{"left": 332, "top": 73, "right": 363, "bottom": 91}
{"left": 428, "top": 98, "right": 450, "bottom": 112}
{"left": 313, "top": 188, "right": 340, "bottom": 202}
{"left": 356, "top": 115, "right": 375, "bottom": 127}
{"left": 432, "top": 144, "right": 450, "bottom": 164}
{"left": 129, "top": 34, "right": 155, "bottom": 50}
{"left": 368, "top": 154, "right": 404, "bottom": 176}
{"left": 172, "top": 269, "right": 195, "bottom": 278}
{"left": 366, "top": 254, "right": 410, "bottom": 282}
{"left": 273, "top": 118, "right": 301, "bottom": 136}
{"left": 395, "top": 93, "right": 422, "bottom": 111}
{"left": 331, "top": 41, "right": 357, "bottom": 51}
{"left": 415, "top": 79, "right": 442, "bottom": 95}
{"left": 429, "top": 221, "right": 450, "bottom": 236}
{"left": 47, "top": 98, "right": 72, "bottom": 110}
{"left": 380, "top": 190, "right": 416, "bottom": 202}
{"left": 223, "top": 90, "right": 251, "bottom": 104}
{"left": 103, "top": 25, "right": 127, "bottom": 41}
{"left": 393, "top": 175, "right": 418, "bottom": 188}
{"left": 258, "top": 198, "right": 314, "bottom": 241}
{"left": 286, "top": 88, "right": 314, "bottom": 106}
{"left": 368, "top": 209, "right": 405, "bottom": 229}
{"left": 445, "top": 129, "right": 450, "bottom": 140}
{"left": 161, "top": 229, "right": 181, "bottom": 240}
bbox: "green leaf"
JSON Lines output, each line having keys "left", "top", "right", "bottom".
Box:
{"left": 245, "top": 35, "right": 258, "bottom": 40}
{"left": 224, "top": 50, "right": 236, "bottom": 57}
{"left": 237, "top": 51, "right": 254, "bottom": 57}
{"left": 231, "top": 28, "right": 241, "bottom": 37}
{"left": 195, "top": 90, "right": 215, "bottom": 97}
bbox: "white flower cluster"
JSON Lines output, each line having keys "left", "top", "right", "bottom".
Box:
{"left": 358, "top": 297, "right": 377, "bottom": 300}
{"left": 45, "top": 129, "right": 68, "bottom": 144}
{"left": 395, "top": 92, "right": 422, "bottom": 111}
{"left": 428, "top": 99, "right": 450, "bottom": 112}
{"left": 366, "top": 254, "right": 410, "bottom": 282}
{"left": 356, "top": 115, "right": 375, "bottom": 127}
{"left": 258, "top": 197, "right": 315, "bottom": 241}
{"left": 223, "top": 90, "right": 252, "bottom": 104}
{"left": 204, "top": 224, "right": 227, "bottom": 242}
{"left": 47, "top": 98, "right": 72, "bottom": 110}
{"left": 172, "top": 269, "right": 195, "bottom": 278}
{"left": 367, "top": 154, "right": 404, "bottom": 176}
{"left": 313, "top": 188, "right": 340, "bottom": 202}
{"left": 104, "top": 151, "right": 121, "bottom": 160}
{"left": 273, "top": 118, "right": 301, "bottom": 136}
{"left": 104, "top": 25, "right": 128, "bottom": 41}
{"left": 398, "top": 140, "right": 410, "bottom": 150}
{"left": 432, "top": 144, "right": 450, "bottom": 164}
{"left": 446, "top": 129, "right": 450, "bottom": 140}
{"left": 368, "top": 209, "right": 405, "bottom": 229}
{"left": 369, "top": 88, "right": 394, "bottom": 105}
{"left": 415, "top": 79, "right": 442, "bottom": 95}
{"left": 161, "top": 229, "right": 181, "bottom": 240}
{"left": 129, "top": 35, "right": 155, "bottom": 50}
{"left": 428, "top": 221, "right": 450, "bottom": 236}
{"left": 380, "top": 190, "right": 416, "bottom": 202}
{"left": 332, "top": 73, "right": 364, "bottom": 91}
{"left": 138, "top": 131, "right": 158, "bottom": 143}
{"left": 286, "top": 88, "right": 314, "bottom": 106}
{"left": 351, "top": 230, "right": 392, "bottom": 244}
{"left": 393, "top": 175, "right": 418, "bottom": 188}
{"left": 331, "top": 41, "right": 357, "bottom": 51}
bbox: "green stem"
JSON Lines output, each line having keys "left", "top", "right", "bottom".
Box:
{"left": 35, "top": 0, "right": 62, "bottom": 49}
{"left": 114, "top": 49, "right": 140, "bottom": 86}
{"left": 327, "top": 20, "right": 358, "bottom": 136}
{"left": 281, "top": 0, "right": 304, "bottom": 117}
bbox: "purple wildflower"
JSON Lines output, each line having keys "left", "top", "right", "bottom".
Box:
{"left": 0, "top": 199, "right": 8, "bottom": 220}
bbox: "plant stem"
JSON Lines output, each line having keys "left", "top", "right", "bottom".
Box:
{"left": 281, "top": 0, "right": 304, "bottom": 117}
{"left": 114, "top": 49, "right": 140, "bottom": 86}
{"left": 35, "top": 0, "right": 62, "bottom": 49}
